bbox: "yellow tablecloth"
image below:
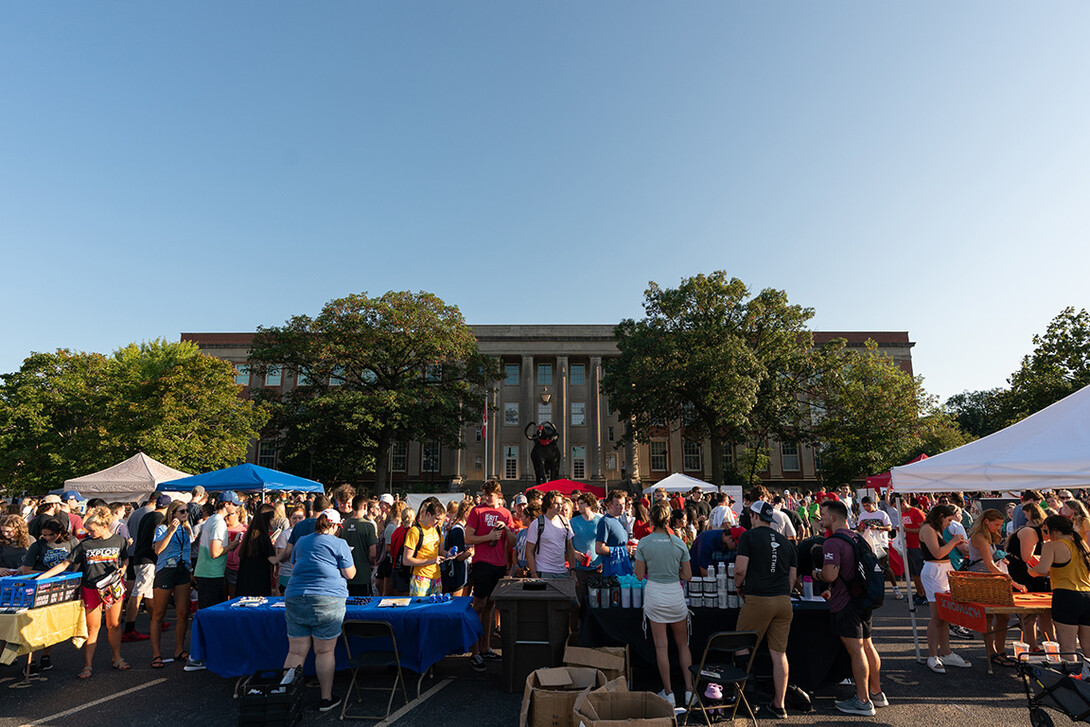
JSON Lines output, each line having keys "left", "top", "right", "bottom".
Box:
{"left": 0, "top": 600, "right": 87, "bottom": 664}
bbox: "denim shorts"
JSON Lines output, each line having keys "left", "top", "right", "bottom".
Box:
{"left": 285, "top": 594, "right": 346, "bottom": 641}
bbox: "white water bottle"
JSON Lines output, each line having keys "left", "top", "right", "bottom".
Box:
{"left": 803, "top": 576, "right": 814, "bottom": 599}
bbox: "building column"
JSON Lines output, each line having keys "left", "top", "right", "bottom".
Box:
{"left": 557, "top": 355, "right": 568, "bottom": 479}
{"left": 590, "top": 356, "right": 603, "bottom": 480}
{"left": 451, "top": 432, "right": 463, "bottom": 486}
{"left": 522, "top": 354, "right": 535, "bottom": 484}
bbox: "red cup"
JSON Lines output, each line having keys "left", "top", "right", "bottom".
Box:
{"left": 582, "top": 552, "right": 592, "bottom": 567}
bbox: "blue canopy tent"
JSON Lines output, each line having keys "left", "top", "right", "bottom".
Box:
{"left": 156, "top": 463, "right": 325, "bottom": 495}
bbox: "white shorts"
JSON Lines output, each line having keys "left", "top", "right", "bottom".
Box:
{"left": 921, "top": 560, "right": 954, "bottom": 603}
{"left": 133, "top": 563, "right": 156, "bottom": 599}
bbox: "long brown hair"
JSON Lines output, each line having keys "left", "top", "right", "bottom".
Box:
{"left": 968, "top": 509, "right": 1004, "bottom": 546}
{"left": 1045, "top": 514, "right": 1090, "bottom": 571}
{"left": 924, "top": 504, "right": 957, "bottom": 534}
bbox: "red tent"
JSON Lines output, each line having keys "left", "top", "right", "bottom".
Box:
{"left": 865, "top": 453, "right": 929, "bottom": 490}
{"left": 526, "top": 479, "right": 606, "bottom": 499}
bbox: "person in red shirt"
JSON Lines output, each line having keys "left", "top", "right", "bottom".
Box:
{"left": 465, "top": 480, "right": 515, "bottom": 671}
{"left": 632, "top": 502, "right": 653, "bottom": 541}
{"left": 901, "top": 497, "right": 927, "bottom": 603}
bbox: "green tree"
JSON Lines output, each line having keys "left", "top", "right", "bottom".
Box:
{"left": 1007, "top": 307, "right": 1090, "bottom": 421}
{"left": 0, "top": 341, "right": 267, "bottom": 494}
{"left": 813, "top": 341, "right": 937, "bottom": 486}
{"left": 602, "top": 272, "right": 841, "bottom": 487}
{"left": 944, "top": 388, "right": 1009, "bottom": 439}
{"left": 248, "top": 291, "right": 498, "bottom": 491}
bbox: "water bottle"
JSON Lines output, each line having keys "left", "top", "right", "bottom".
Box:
{"left": 803, "top": 576, "right": 814, "bottom": 599}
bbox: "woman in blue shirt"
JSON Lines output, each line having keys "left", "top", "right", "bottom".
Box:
{"left": 284, "top": 513, "right": 355, "bottom": 714}
{"left": 150, "top": 500, "right": 193, "bottom": 668}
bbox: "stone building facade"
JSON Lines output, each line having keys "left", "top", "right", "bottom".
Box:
{"left": 181, "top": 326, "right": 913, "bottom": 491}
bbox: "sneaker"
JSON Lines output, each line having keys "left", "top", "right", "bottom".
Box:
{"left": 318, "top": 695, "right": 342, "bottom": 713}
{"left": 892, "top": 589, "right": 904, "bottom": 600}
{"left": 39, "top": 655, "right": 53, "bottom": 671}
{"left": 481, "top": 650, "right": 502, "bottom": 661}
{"left": 121, "top": 630, "right": 149, "bottom": 642}
{"left": 183, "top": 658, "right": 206, "bottom": 672}
{"left": 656, "top": 689, "right": 675, "bottom": 705}
{"left": 469, "top": 654, "right": 486, "bottom": 672}
{"left": 684, "top": 691, "right": 694, "bottom": 708}
{"left": 834, "top": 696, "right": 876, "bottom": 716}
{"left": 870, "top": 691, "right": 889, "bottom": 708}
{"left": 759, "top": 702, "right": 787, "bottom": 719}
{"left": 927, "top": 656, "right": 945, "bottom": 674}
{"left": 942, "top": 652, "right": 972, "bottom": 668}
{"left": 913, "top": 595, "right": 929, "bottom": 606}
{"left": 950, "top": 625, "right": 975, "bottom": 640}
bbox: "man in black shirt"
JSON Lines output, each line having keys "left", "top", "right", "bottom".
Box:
{"left": 734, "top": 501, "right": 798, "bottom": 719}
{"left": 123, "top": 494, "right": 169, "bottom": 641}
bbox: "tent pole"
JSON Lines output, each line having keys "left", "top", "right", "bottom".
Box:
{"left": 895, "top": 493, "right": 921, "bottom": 662}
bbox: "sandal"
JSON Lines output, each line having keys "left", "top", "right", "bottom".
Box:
{"left": 989, "top": 652, "right": 1017, "bottom": 668}
{"left": 77, "top": 667, "right": 93, "bottom": 680}
{"left": 174, "top": 651, "right": 189, "bottom": 662}
{"left": 151, "top": 656, "right": 164, "bottom": 669}
{"left": 112, "top": 658, "right": 131, "bottom": 671}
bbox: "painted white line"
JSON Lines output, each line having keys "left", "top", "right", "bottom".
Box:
{"left": 374, "top": 677, "right": 453, "bottom": 727}
{"left": 17, "top": 677, "right": 168, "bottom": 726}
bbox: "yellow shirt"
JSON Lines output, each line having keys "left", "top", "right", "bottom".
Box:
{"left": 1051, "top": 536, "right": 1090, "bottom": 592}
{"left": 404, "top": 525, "right": 441, "bottom": 580}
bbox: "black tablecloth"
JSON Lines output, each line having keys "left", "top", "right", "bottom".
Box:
{"left": 579, "top": 600, "right": 850, "bottom": 692}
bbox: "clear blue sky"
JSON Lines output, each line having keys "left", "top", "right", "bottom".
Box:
{"left": 3, "top": 2, "right": 1088, "bottom": 402}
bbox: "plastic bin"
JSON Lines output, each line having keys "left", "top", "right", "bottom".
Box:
{"left": 238, "top": 667, "right": 303, "bottom": 727}
{"left": 0, "top": 573, "right": 81, "bottom": 609}
{"left": 493, "top": 578, "right": 577, "bottom": 692}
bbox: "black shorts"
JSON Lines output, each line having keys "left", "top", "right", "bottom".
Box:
{"left": 907, "top": 548, "right": 925, "bottom": 576}
{"left": 832, "top": 602, "right": 873, "bottom": 639}
{"left": 154, "top": 565, "right": 191, "bottom": 590}
{"left": 1052, "top": 588, "right": 1090, "bottom": 626}
{"left": 471, "top": 562, "right": 506, "bottom": 600}
{"left": 376, "top": 555, "right": 392, "bottom": 579}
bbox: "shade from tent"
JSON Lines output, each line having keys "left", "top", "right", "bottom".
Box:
{"left": 157, "top": 463, "right": 325, "bottom": 494}
{"left": 64, "top": 452, "right": 192, "bottom": 503}
{"left": 642, "top": 472, "right": 713, "bottom": 495}
{"left": 865, "top": 454, "right": 928, "bottom": 489}
{"left": 891, "top": 383, "right": 1090, "bottom": 493}
{"left": 526, "top": 479, "right": 606, "bottom": 498}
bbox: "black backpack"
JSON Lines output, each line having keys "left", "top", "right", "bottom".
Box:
{"left": 394, "top": 524, "right": 424, "bottom": 582}
{"left": 831, "top": 532, "right": 885, "bottom": 610}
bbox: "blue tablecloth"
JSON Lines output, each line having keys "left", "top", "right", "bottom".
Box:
{"left": 191, "top": 597, "right": 482, "bottom": 677}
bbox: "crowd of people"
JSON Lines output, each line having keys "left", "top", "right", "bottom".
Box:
{"left": 4, "top": 482, "right": 1090, "bottom": 718}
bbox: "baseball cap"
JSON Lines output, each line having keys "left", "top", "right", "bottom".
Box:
{"left": 320, "top": 508, "right": 342, "bottom": 525}
{"left": 379, "top": 493, "right": 394, "bottom": 505}
{"left": 513, "top": 494, "right": 528, "bottom": 506}
{"left": 62, "top": 490, "right": 86, "bottom": 502}
{"left": 156, "top": 494, "right": 173, "bottom": 508}
{"left": 42, "top": 494, "right": 62, "bottom": 505}
{"left": 750, "top": 501, "right": 775, "bottom": 523}
{"left": 729, "top": 526, "right": 746, "bottom": 541}
{"left": 219, "top": 490, "right": 242, "bottom": 506}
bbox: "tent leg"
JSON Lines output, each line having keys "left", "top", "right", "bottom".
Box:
{"left": 895, "top": 494, "right": 922, "bottom": 663}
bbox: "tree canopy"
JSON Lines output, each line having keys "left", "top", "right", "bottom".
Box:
{"left": 248, "top": 291, "right": 498, "bottom": 490}
{"left": 1006, "top": 306, "right": 1090, "bottom": 421}
{"left": 602, "top": 272, "right": 842, "bottom": 486}
{"left": 0, "top": 339, "right": 268, "bottom": 494}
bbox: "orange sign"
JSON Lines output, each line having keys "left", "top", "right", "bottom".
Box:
{"left": 934, "top": 592, "right": 987, "bottom": 632}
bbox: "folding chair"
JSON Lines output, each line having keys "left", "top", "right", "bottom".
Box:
{"left": 340, "top": 619, "right": 411, "bottom": 721}
{"left": 683, "top": 630, "right": 759, "bottom": 727}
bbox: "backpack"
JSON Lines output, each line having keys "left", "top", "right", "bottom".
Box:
{"left": 831, "top": 532, "right": 885, "bottom": 610}
{"left": 532, "top": 514, "right": 571, "bottom": 555}
{"left": 394, "top": 524, "right": 424, "bottom": 582}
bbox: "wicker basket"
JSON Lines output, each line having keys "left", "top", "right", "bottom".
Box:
{"left": 948, "top": 571, "right": 1016, "bottom": 606}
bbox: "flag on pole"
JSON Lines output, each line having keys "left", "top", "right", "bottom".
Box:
{"left": 481, "top": 399, "right": 488, "bottom": 441}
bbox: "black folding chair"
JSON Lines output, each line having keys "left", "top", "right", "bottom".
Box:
{"left": 683, "top": 630, "right": 759, "bottom": 727}
{"left": 340, "top": 619, "right": 410, "bottom": 721}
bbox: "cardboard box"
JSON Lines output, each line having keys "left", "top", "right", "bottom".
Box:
{"left": 563, "top": 645, "right": 630, "bottom": 686}
{"left": 519, "top": 667, "right": 609, "bottom": 727}
{"left": 572, "top": 690, "right": 677, "bottom": 727}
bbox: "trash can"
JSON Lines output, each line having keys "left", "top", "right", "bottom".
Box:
{"left": 493, "top": 577, "right": 576, "bottom": 692}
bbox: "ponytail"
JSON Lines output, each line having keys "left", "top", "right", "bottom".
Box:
{"left": 1045, "top": 514, "right": 1090, "bottom": 571}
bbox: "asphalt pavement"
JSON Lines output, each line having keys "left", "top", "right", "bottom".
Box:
{"left": 0, "top": 590, "right": 1080, "bottom": 727}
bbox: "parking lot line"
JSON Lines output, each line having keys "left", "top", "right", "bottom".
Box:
{"left": 374, "top": 677, "right": 453, "bottom": 727}
{"left": 17, "top": 678, "right": 168, "bottom": 727}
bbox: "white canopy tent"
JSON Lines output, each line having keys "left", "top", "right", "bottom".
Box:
{"left": 890, "top": 383, "right": 1090, "bottom": 494}
{"left": 405, "top": 493, "right": 465, "bottom": 515}
{"left": 64, "top": 452, "right": 192, "bottom": 503}
{"left": 643, "top": 473, "right": 744, "bottom": 515}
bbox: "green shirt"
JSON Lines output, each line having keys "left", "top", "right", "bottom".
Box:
{"left": 634, "top": 531, "right": 690, "bottom": 584}
{"left": 194, "top": 514, "right": 228, "bottom": 579}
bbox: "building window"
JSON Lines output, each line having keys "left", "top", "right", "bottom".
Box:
{"left": 722, "top": 443, "right": 734, "bottom": 470}
{"left": 264, "top": 365, "right": 281, "bottom": 387}
{"left": 425, "top": 365, "right": 442, "bottom": 383}
{"left": 475, "top": 427, "right": 482, "bottom": 442}
{"left": 421, "top": 442, "right": 440, "bottom": 473}
{"left": 474, "top": 456, "right": 482, "bottom": 470}
{"left": 683, "top": 440, "right": 702, "bottom": 471}
{"left": 571, "top": 402, "right": 586, "bottom": 426}
{"left": 504, "top": 363, "right": 519, "bottom": 386}
{"left": 234, "top": 364, "right": 250, "bottom": 386}
{"left": 257, "top": 440, "right": 276, "bottom": 469}
{"left": 537, "top": 404, "right": 553, "bottom": 425}
{"left": 813, "top": 445, "right": 823, "bottom": 473}
{"left": 608, "top": 426, "right": 615, "bottom": 442}
{"left": 650, "top": 441, "right": 668, "bottom": 472}
{"left": 296, "top": 370, "right": 311, "bottom": 387}
{"left": 330, "top": 366, "right": 345, "bottom": 386}
{"left": 504, "top": 446, "right": 519, "bottom": 480}
{"left": 605, "top": 399, "right": 611, "bottom": 417}
{"left": 391, "top": 442, "right": 407, "bottom": 472}
{"left": 537, "top": 364, "right": 552, "bottom": 386}
{"left": 362, "top": 369, "right": 377, "bottom": 384}
{"left": 504, "top": 402, "right": 519, "bottom": 426}
{"left": 571, "top": 446, "right": 587, "bottom": 480}
{"left": 781, "top": 441, "right": 800, "bottom": 471}
{"left": 570, "top": 364, "right": 585, "bottom": 385}
{"left": 606, "top": 453, "right": 617, "bottom": 471}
